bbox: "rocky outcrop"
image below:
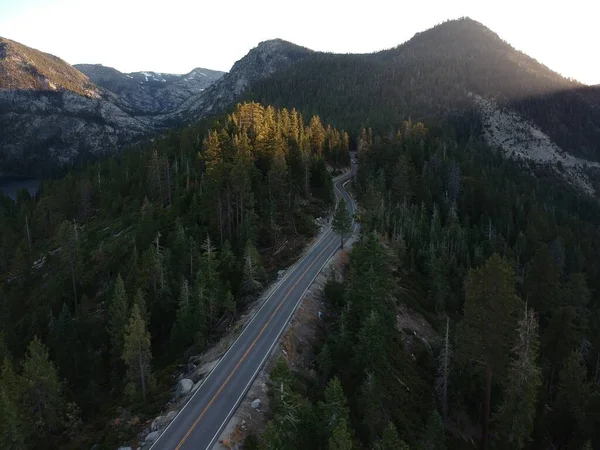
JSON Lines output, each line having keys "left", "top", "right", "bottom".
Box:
{"left": 0, "top": 89, "right": 151, "bottom": 177}
{"left": 173, "top": 39, "right": 313, "bottom": 121}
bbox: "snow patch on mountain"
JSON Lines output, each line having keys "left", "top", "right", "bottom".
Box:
{"left": 471, "top": 93, "right": 600, "bottom": 196}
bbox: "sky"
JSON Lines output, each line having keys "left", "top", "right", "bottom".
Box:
{"left": 0, "top": 0, "right": 598, "bottom": 85}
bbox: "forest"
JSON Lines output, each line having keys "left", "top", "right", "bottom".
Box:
{"left": 251, "top": 121, "right": 600, "bottom": 450}
{"left": 0, "top": 102, "right": 350, "bottom": 448}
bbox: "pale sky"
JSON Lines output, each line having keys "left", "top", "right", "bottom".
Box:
{"left": 0, "top": 0, "right": 598, "bottom": 84}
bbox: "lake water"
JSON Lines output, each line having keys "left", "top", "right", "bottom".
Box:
{"left": 0, "top": 179, "right": 40, "bottom": 200}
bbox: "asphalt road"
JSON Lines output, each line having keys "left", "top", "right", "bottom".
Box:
{"left": 150, "top": 164, "right": 357, "bottom": 450}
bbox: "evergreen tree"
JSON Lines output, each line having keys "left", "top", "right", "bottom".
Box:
{"left": 171, "top": 278, "right": 194, "bottom": 350}
{"left": 435, "top": 316, "right": 452, "bottom": 424}
{"left": 107, "top": 274, "right": 129, "bottom": 359}
{"left": 329, "top": 419, "right": 353, "bottom": 450}
{"left": 456, "top": 254, "right": 523, "bottom": 450}
{"left": 320, "top": 377, "right": 350, "bottom": 430}
{"left": 0, "top": 359, "right": 26, "bottom": 449}
{"left": 241, "top": 240, "right": 266, "bottom": 299}
{"left": 133, "top": 288, "right": 148, "bottom": 323}
{"left": 332, "top": 198, "right": 352, "bottom": 249}
{"left": 422, "top": 410, "right": 445, "bottom": 450}
{"left": 376, "top": 422, "right": 409, "bottom": 450}
{"left": 57, "top": 220, "right": 80, "bottom": 311}
{"left": 492, "top": 305, "right": 541, "bottom": 449}
{"left": 550, "top": 351, "right": 589, "bottom": 447}
{"left": 122, "top": 304, "right": 153, "bottom": 402}
{"left": 21, "top": 337, "right": 65, "bottom": 438}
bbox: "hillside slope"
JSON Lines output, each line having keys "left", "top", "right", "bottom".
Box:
{"left": 0, "top": 37, "right": 99, "bottom": 97}
{"left": 246, "top": 18, "right": 600, "bottom": 162}
{"left": 0, "top": 39, "right": 224, "bottom": 177}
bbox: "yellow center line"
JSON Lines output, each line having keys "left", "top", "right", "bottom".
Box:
{"left": 174, "top": 236, "right": 338, "bottom": 450}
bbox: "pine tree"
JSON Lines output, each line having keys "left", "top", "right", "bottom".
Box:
{"left": 436, "top": 316, "right": 452, "bottom": 424}
{"left": 550, "top": 350, "right": 589, "bottom": 447}
{"left": 57, "top": 220, "right": 80, "bottom": 311}
{"left": 133, "top": 288, "right": 148, "bottom": 323}
{"left": 241, "top": 240, "right": 266, "bottom": 298}
{"left": 492, "top": 305, "right": 541, "bottom": 449}
{"left": 320, "top": 377, "right": 351, "bottom": 433}
{"left": 422, "top": 410, "right": 445, "bottom": 450}
{"left": 523, "top": 243, "right": 560, "bottom": 324}
{"left": 171, "top": 278, "right": 194, "bottom": 350}
{"left": 21, "top": 336, "right": 65, "bottom": 437}
{"left": 122, "top": 304, "right": 153, "bottom": 402}
{"left": 376, "top": 422, "right": 409, "bottom": 450}
{"left": 107, "top": 274, "right": 129, "bottom": 359}
{"left": 456, "top": 254, "right": 523, "bottom": 450}
{"left": 0, "top": 359, "right": 26, "bottom": 449}
{"left": 50, "top": 303, "right": 78, "bottom": 383}
{"left": 332, "top": 199, "right": 352, "bottom": 249}
{"left": 329, "top": 419, "right": 353, "bottom": 450}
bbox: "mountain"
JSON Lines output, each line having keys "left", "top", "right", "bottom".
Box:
{"left": 0, "top": 38, "right": 153, "bottom": 178}
{"left": 0, "top": 36, "right": 311, "bottom": 178}
{"left": 74, "top": 64, "right": 224, "bottom": 115}
{"left": 244, "top": 19, "right": 600, "bottom": 194}
{"left": 3, "top": 21, "right": 599, "bottom": 191}
{"left": 173, "top": 39, "right": 314, "bottom": 120}
{"left": 0, "top": 37, "right": 99, "bottom": 97}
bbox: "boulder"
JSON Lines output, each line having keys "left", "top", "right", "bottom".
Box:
{"left": 117, "top": 447, "right": 132, "bottom": 450}
{"left": 150, "top": 416, "right": 163, "bottom": 431}
{"left": 251, "top": 398, "right": 261, "bottom": 409}
{"left": 177, "top": 378, "right": 194, "bottom": 397}
{"left": 165, "top": 410, "right": 178, "bottom": 422}
{"left": 144, "top": 431, "right": 159, "bottom": 443}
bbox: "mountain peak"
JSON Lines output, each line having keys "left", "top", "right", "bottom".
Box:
{"left": 0, "top": 37, "right": 99, "bottom": 98}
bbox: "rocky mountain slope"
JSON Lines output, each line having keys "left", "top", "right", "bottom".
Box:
{"left": 74, "top": 64, "right": 223, "bottom": 115}
{"left": 0, "top": 37, "right": 99, "bottom": 97}
{"left": 0, "top": 36, "right": 311, "bottom": 178}
{"left": 0, "top": 37, "right": 151, "bottom": 177}
{"left": 176, "top": 39, "right": 313, "bottom": 120}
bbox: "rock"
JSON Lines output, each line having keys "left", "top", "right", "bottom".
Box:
{"left": 144, "top": 431, "right": 160, "bottom": 443}
{"left": 151, "top": 416, "right": 163, "bottom": 431}
{"left": 117, "top": 447, "right": 132, "bottom": 450}
{"left": 165, "top": 410, "right": 178, "bottom": 421}
{"left": 277, "top": 270, "right": 285, "bottom": 279}
{"left": 177, "top": 378, "right": 194, "bottom": 397}
{"left": 251, "top": 398, "right": 261, "bottom": 409}
{"left": 191, "top": 380, "right": 202, "bottom": 393}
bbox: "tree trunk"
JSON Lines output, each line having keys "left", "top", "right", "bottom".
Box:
{"left": 166, "top": 159, "right": 172, "bottom": 207}
{"left": 218, "top": 196, "right": 224, "bottom": 245}
{"left": 70, "top": 259, "right": 77, "bottom": 313}
{"left": 138, "top": 345, "right": 147, "bottom": 402}
{"left": 25, "top": 215, "right": 32, "bottom": 251}
{"left": 482, "top": 363, "right": 492, "bottom": 450}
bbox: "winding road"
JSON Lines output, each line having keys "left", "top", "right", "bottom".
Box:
{"left": 150, "top": 163, "right": 357, "bottom": 450}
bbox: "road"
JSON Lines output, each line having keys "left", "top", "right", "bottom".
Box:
{"left": 150, "top": 164, "right": 357, "bottom": 450}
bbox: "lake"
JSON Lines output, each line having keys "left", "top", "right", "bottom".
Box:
{"left": 0, "top": 178, "right": 40, "bottom": 200}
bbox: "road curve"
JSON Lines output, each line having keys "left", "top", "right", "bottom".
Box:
{"left": 150, "top": 164, "right": 357, "bottom": 450}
